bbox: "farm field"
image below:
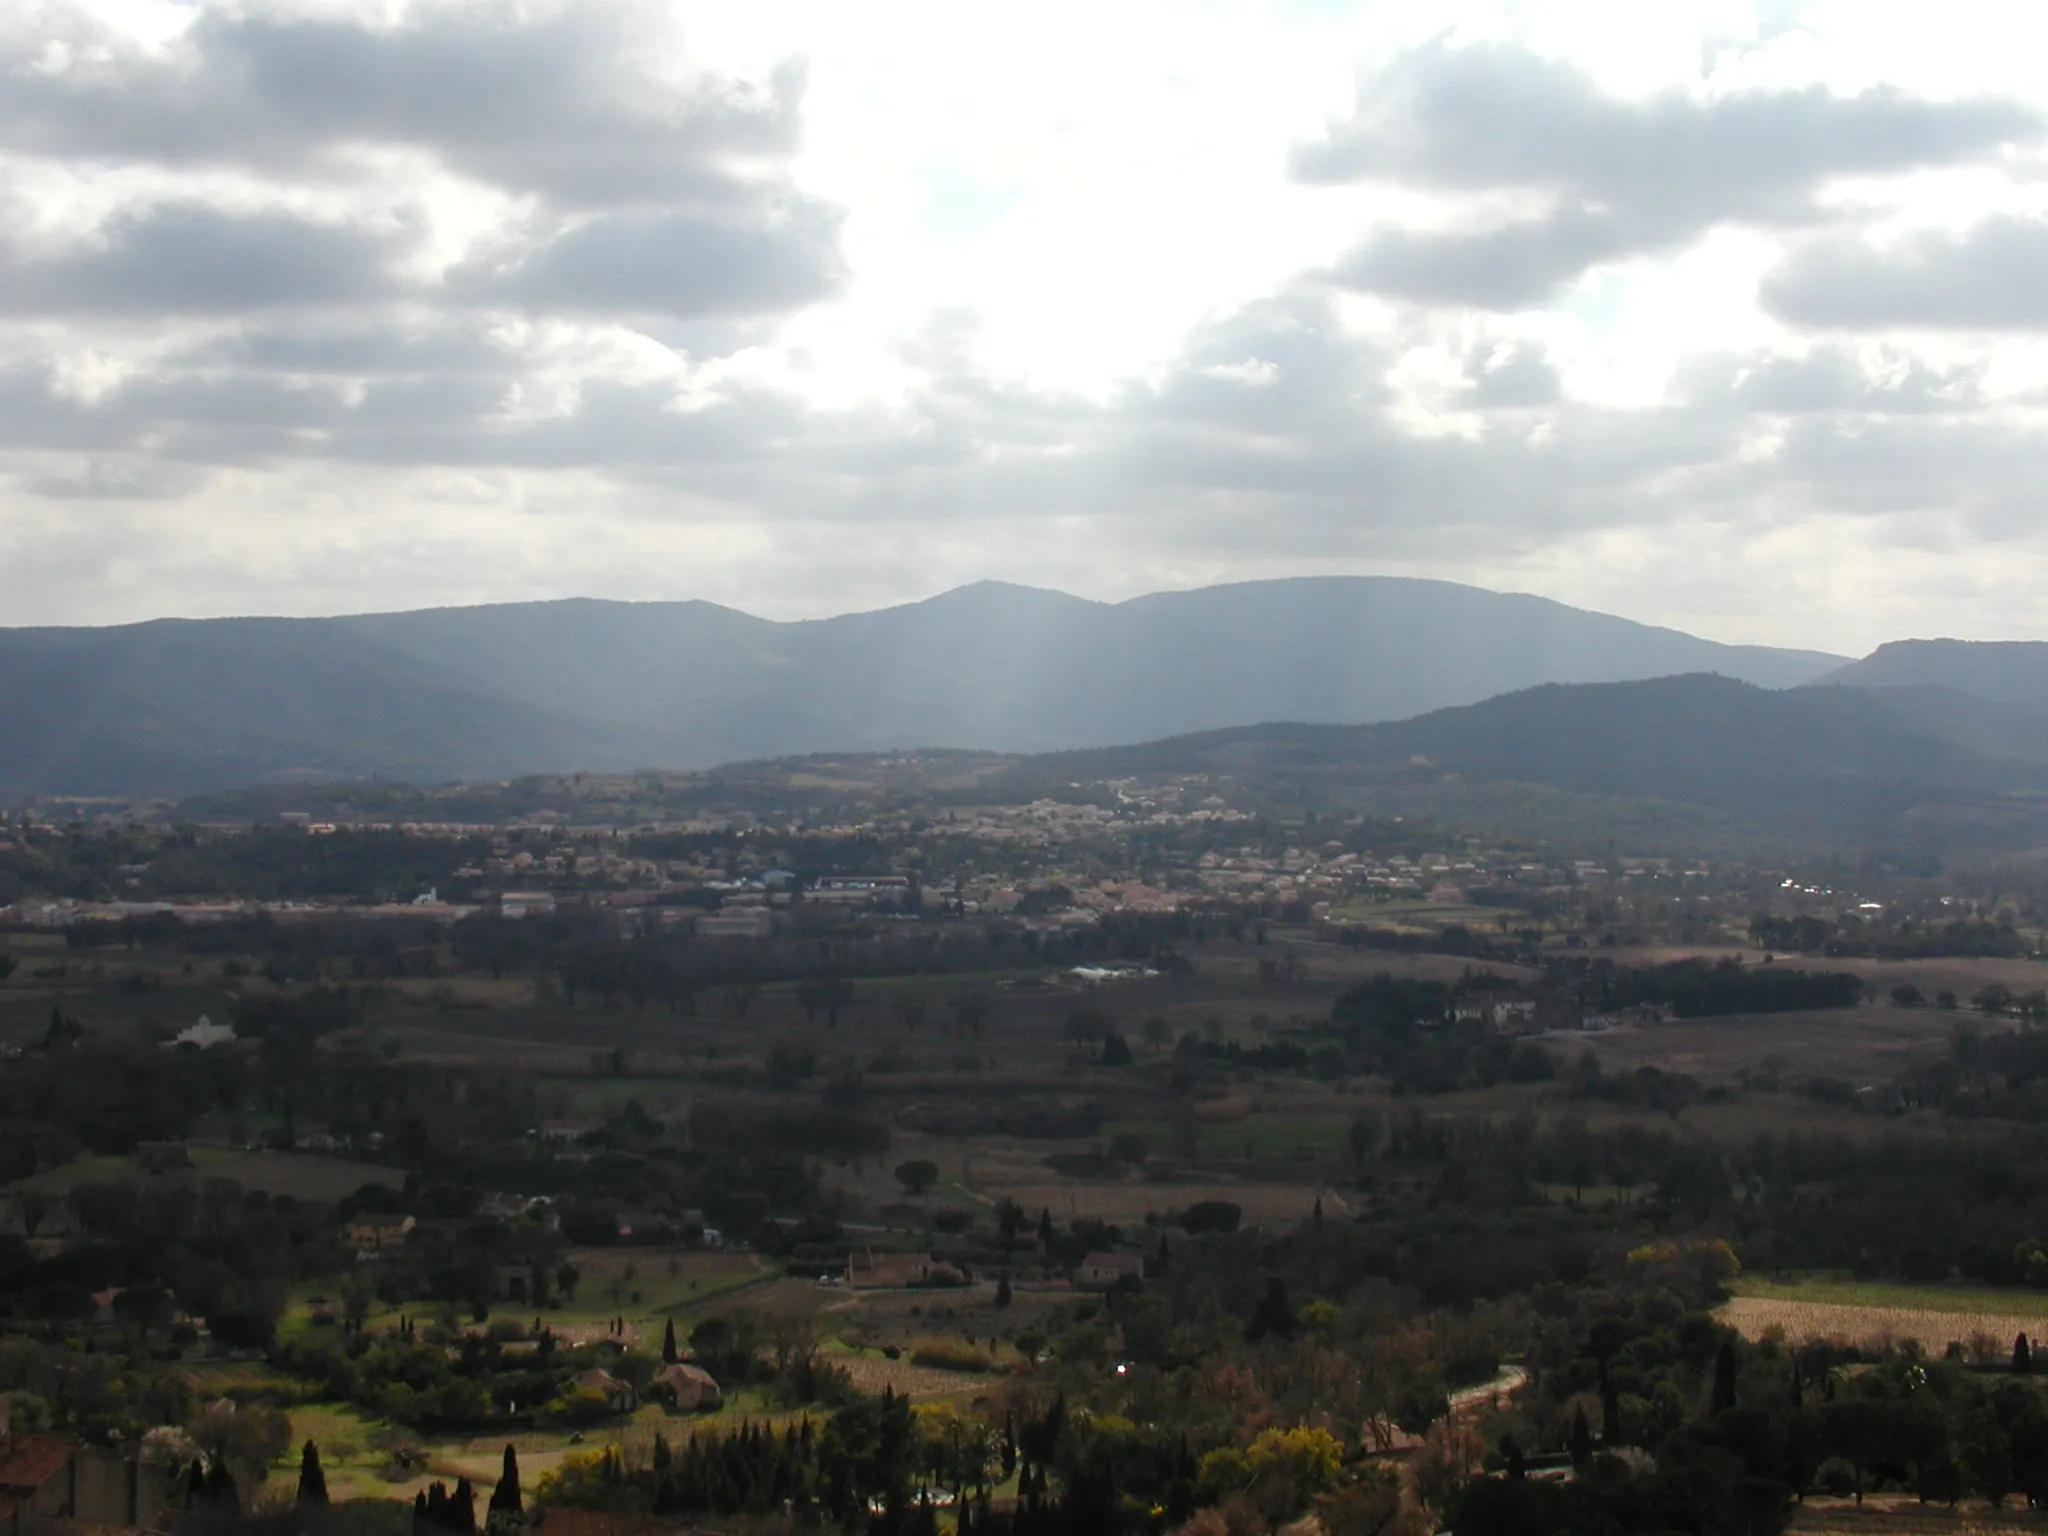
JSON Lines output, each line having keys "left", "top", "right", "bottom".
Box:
{"left": 1785, "top": 1496, "right": 2048, "bottom": 1533}
{"left": 3, "top": 1147, "right": 394, "bottom": 1202}
{"left": 1734, "top": 1278, "right": 2048, "bottom": 1319}
{"left": 1721, "top": 1294, "right": 2048, "bottom": 1355}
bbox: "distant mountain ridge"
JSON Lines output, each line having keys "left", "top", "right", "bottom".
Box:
{"left": 1821, "top": 639, "right": 2048, "bottom": 713}
{"left": 1006, "top": 672, "right": 2048, "bottom": 850}
{"left": 0, "top": 576, "right": 1849, "bottom": 794}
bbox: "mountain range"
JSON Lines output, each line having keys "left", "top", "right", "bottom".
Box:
{"left": 0, "top": 576, "right": 1850, "bottom": 795}
{"left": 16, "top": 579, "right": 2048, "bottom": 852}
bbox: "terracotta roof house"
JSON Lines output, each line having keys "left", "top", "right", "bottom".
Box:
{"left": 648, "top": 1362, "right": 722, "bottom": 1411}
{"left": 568, "top": 1369, "right": 637, "bottom": 1413}
{"left": 0, "top": 1412, "right": 76, "bottom": 1536}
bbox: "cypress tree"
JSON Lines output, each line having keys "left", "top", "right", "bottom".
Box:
{"left": 663, "top": 1317, "right": 678, "bottom": 1364}
{"left": 297, "top": 1441, "right": 330, "bottom": 1505}
{"left": 1570, "top": 1405, "right": 1593, "bottom": 1470}
{"left": 1600, "top": 1373, "right": 1622, "bottom": 1445}
{"left": 2017, "top": 1333, "right": 2034, "bottom": 1375}
{"left": 1790, "top": 1360, "right": 1803, "bottom": 1407}
{"left": 206, "top": 1461, "right": 239, "bottom": 1513}
{"left": 995, "top": 1273, "right": 1013, "bottom": 1308}
{"left": 452, "top": 1479, "right": 477, "bottom": 1535}
{"left": 1711, "top": 1337, "right": 1739, "bottom": 1414}
{"left": 489, "top": 1445, "right": 523, "bottom": 1516}
{"left": 1038, "top": 1208, "right": 1054, "bottom": 1249}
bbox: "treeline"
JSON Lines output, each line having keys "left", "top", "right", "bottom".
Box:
{"left": 1752, "top": 912, "right": 2030, "bottom": 960}
{"left": 1460, "top": 1276, "right": 2048, "bottom": 1535}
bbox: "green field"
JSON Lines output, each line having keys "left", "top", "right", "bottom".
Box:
{"left": 1733, "top": 1275, "right": 2048, "bottom": 1319}
{"left": 1101, "top": 1111, "right": 1348, "bottom": 1161}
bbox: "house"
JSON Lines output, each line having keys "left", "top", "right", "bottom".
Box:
{"left": 537, "top": 1120, "right": 598, "bottom": 1144}
{"left": 1078, "top": 1252, "right": 1145, "bottom": 1288}
{"left": 845, "top": 1251, "right": 933, "bottom": 1289}
{"left": 488, "top": 1264, "right": 538, "bottom": 1303}
{"left": 648, "top": 1362, "right": 722, "bottom": 1411}
{"left": 501, "top": 891, "right": 557, "bottom": 918}
{"left": 569, "top": 1369, "right": 636, "bottom": 1413}
{"left": 169, "top": 1014, "right": 236, "bottom": 1050}
{"left": 0, "top": 1403, "right": 76, "bottom": 1536}
{"left": 345, "top": 1215, "right": 416, "bottom": 1253}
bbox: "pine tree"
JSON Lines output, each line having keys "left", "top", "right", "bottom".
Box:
{"left": 297, "top": 1441, "right": 330, "bottom": 1505}
{"left": 663, "top": 1317, "right": 678, "bottom": 1364}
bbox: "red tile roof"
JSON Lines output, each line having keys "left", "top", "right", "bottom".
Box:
{"left": 0, "top": 1436, "right": 73, "bottom": 1491}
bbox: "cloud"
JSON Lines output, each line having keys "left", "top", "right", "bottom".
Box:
{"left": 1676, "top": 347, "right": 1984, "bottom": 413}
{"left": 455, "top": 203, "right": 845, "bottom": 318}
{"left": 1462, "top": 343, "right": 1561, "bottom": 409}
{"left": 1763, "top": 216, "right": 2048, "bottom": 329}
{"left": 1296, "top": 42, "right": 2037, "bottom": 306}
{"left": 0, "top": 202, "right": 413, "bottom": 314}
{"left": 0, "top": 3, "right": 804, "bottom": 206}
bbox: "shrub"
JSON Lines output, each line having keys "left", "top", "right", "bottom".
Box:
{"left": 908, "top": 1338, "right": 994, "bottom": 1373}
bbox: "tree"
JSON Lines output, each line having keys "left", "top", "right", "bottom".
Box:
{"left": 1569, "top": 1405, "right": 1593, "bottom": 1471}
{"left": 895, "top": 1159, "right": 940, "bottom": 1196}
{"left": 1711, "top": 1337, "right": 1740, "bottom": 1414}
{"left": 2018, "top": 1333, "right": 2034, "bottom": 1376}
{"left": 1037, "top": 1208, "right": 1054, "bottom": 1250}
{"left": 1099, "top": 1031, "right": 1133, "bottom": 1067}
{"left": 994, "top": 1273, "right": 1012, "bottom": 1308}
{"left": 1062, "top": 1009, "right": 1109, "bottom": 1046}
{"left": 296, "top": 1441, "right": 329, "bottom": 1505}
{"left": 555, "top": 1262, "right": 580, "bottom": 1300}
{"left": 662, "top": 1318, "right": 678, "bottom": 1364}
{"left": 487, "top": 1444, "right": 523, "bottom": 1529}
{"left": 797, "top": 975, "right": 857, "bottom": 1028}
{"left": 1961, "top": 1404, "right": 2014, "bottom": 1507}
{"left": 1142, "top": 1017, "right": 1172, "bottom": 1052}
{"left": 953, "top": 993, "right": 991, "bottom": 1038}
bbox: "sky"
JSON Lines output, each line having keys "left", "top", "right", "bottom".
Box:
{"left": 4, "top": 0, "right": 2048, "bottom": 653}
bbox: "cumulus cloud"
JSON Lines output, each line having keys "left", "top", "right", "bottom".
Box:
{"left": 2, "top": 5, "right": 2048, "bottom": 649}
{"left": 1763, "top": 217, "right": 2048, "bottom": 329}
{"left": 0, "top": 3, "right": 804, "bottom": 205}
{"left": 0, "top": 202, "right": 414, "bottom": 314}
{"left": 455, "top": 203, "right": 845, "bottom": 318}
{"left": 1298, "top": 42, "right": 2037, "bottom": 307}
